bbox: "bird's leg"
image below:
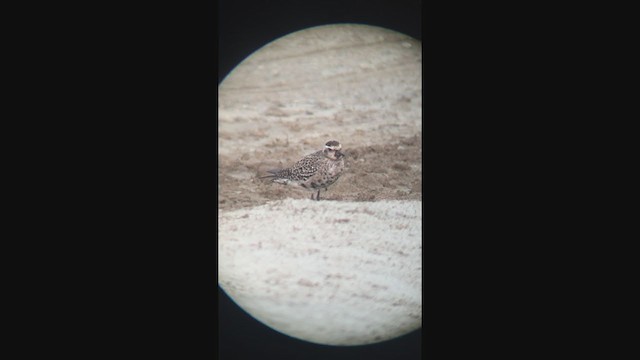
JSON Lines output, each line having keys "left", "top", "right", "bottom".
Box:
{"left": 316, "top": 190, "right": 321, "bottom": 201}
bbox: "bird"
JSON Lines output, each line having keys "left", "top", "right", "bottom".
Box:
{"left": 261, "top": 140, "right": 345, "bottom": 201}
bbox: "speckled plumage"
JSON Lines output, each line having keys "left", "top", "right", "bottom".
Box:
{"left": 262, "top": 140, "right": 345, "bottom": 200}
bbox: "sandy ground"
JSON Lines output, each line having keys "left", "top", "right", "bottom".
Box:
{"left": 218, "top": 24, "right": 422, "bottom": 211}
{"left": 218, "top": 199, "right": 422, "bottom": 345}
{"left": 217, "top": 24, "right": 422, "bottom": 345}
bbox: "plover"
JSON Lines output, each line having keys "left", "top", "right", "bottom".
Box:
{"left": 261, "top": 140, "right": 345, "bottom": 200}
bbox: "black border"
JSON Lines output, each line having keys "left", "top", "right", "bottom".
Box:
{"left": 13, "top": 0, "right": 603, "bottom": 357}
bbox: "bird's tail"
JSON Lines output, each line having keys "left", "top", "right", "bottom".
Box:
{"left": 259, "top": 169, "right": 281, "bottom": 179}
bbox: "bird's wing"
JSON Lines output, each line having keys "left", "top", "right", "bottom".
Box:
{"left": 261, "top": 151, "right": 324, "bottom": 181}
{"left": 287, "top": 151, "right": 324, "bottom": 180}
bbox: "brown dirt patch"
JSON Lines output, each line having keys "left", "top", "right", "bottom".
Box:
{"left": 218, "top": 133, "right": 421, "bottom": 212}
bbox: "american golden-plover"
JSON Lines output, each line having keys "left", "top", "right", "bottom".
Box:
{"left": 261, "top": 140, "right": 345, "bottom": 200}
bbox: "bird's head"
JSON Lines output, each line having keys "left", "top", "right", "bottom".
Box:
{"left": 323, "top": 140, "right": 344, "bottom": 160}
